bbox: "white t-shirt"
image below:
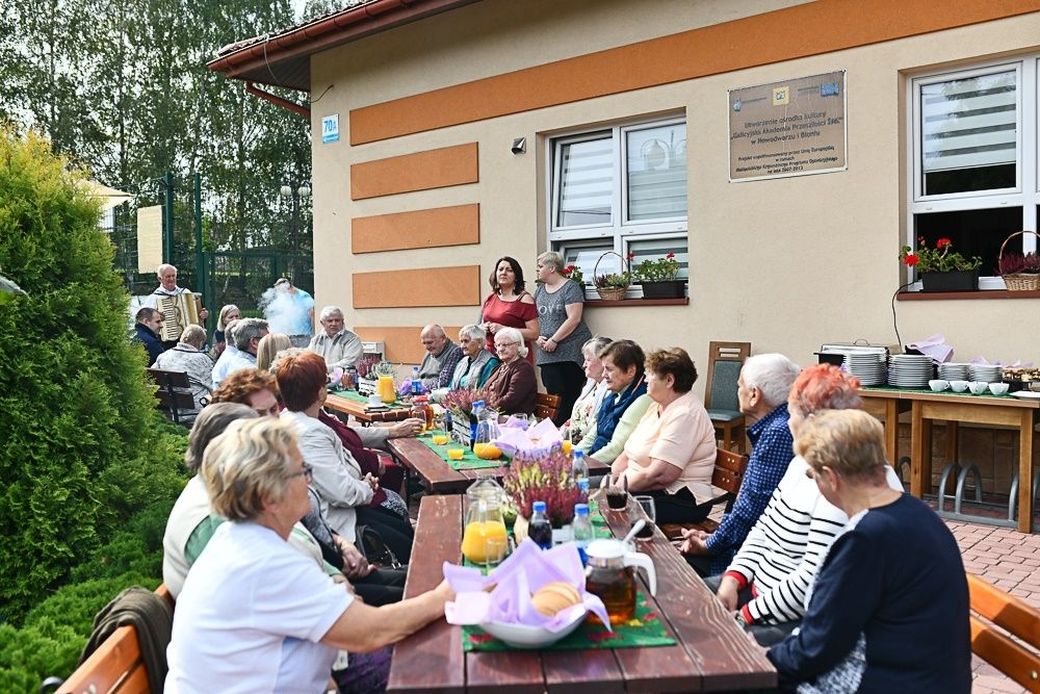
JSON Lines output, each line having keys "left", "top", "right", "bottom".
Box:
{"left": 165, "top": 521, "right": 351, "bottom": 694}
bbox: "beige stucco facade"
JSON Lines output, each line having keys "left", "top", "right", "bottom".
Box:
{"left": 308, "top": 0, "right": 1040, "bottom": 379}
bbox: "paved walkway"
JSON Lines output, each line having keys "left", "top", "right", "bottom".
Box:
{"left": 949, "top": 519, "right": 1040, "bottom": 694}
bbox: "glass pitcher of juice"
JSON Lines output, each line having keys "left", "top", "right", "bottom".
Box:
{"left": 461, "top": 479, "right": 509, "bottom": 566}
{"left": 473, "top": 405, "right": 503, "bottom": 459}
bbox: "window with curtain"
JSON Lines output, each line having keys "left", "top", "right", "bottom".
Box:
{"left": 551, "top": 116, "right": 688, "bottom": 297}
{"left": 909, "top": 59, "right": 1038, "bottom": 288}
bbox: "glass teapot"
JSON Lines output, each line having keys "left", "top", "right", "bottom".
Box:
{"left": 461, "top": 478, "right": 509, "bottom": 567}
{"left": 584, "top": 538, "right": 657, "bottom": 625}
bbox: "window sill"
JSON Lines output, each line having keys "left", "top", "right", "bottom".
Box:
{"left": 586, "top": 298, "right": 689, "bottom": 307}
{"left": 897, "top": 289, "right": 1040, "bottom": 301}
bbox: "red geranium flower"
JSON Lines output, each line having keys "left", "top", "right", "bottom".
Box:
{"left": 626, "top": 252, "right": 636, "bottom": 260}
{"left": 665, "top": 252, "right": 675, "bottom": 259}
{"left": 903, "top": 253, "right": 919, "bottom": 267}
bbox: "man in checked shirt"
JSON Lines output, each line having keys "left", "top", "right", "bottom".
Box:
{"left": 680, "top": 353, "right": 800, "bottom": 577}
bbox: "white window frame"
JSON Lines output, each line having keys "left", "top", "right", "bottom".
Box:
{"left": 548, "top": 115, "right": 689, "bottom": 297}
{"left": 907, "top": 57, "right": 1039, "bottom": 290}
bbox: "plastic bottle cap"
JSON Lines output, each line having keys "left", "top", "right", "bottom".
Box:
{"left": 574, "top": 451, "right": 584, "bottom": 459}
{"left": 532, "top": 501, "right": 547, "bottom": 513}
{"left": 575, "top": 504, "right": 589, "bottom": 515}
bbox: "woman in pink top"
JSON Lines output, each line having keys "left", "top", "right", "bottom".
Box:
{"left": 613, "top": 347, "right": 717, "bottom": 525}
{"left": 480, "top": 256, "right": 539, "bottom": 361}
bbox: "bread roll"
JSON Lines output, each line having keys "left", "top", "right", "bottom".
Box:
{"left": 531, "top": 581, "right": 582, "bottom": 616}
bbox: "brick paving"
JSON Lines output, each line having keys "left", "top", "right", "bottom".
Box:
{"left": 949, "top": 518, "right": 1040, "bottom": 694}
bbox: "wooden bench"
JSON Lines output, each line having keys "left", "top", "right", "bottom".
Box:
{"left": 535, "top": 391, "right": 561, "bottom": 423}
{"left": 146, "top": 367, "right": 196, "bottom": 425}
{"left": 660, "top": 447, "right": 749, "bottom": 539}
{"left": 55, "top": 584, "right": 173, "bottom": 694}
{"left": 968, "top": 573, "right": 1040, "bottom": 691}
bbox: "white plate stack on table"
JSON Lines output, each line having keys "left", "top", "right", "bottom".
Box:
{"left": 968, "top": 364, "right": 1003, "bottom": 384}
{"left": 887, "top": 354, "right": 934, "bottom": 388}
{"left": 937, "top": 362, "right": 970, "bottom": 381}
{"left": 843, "top": 352, "right": 886, "bottom": 386}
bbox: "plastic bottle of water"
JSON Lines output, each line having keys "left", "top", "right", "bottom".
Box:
{"left": 411, "top": 366, "right": 422, "bottom": 395}
{"left": 571, "top": 450, "right": 588, "bottom": 485}
{"left": 572, "top": 503, "right": 593, "bottom": 565}
{"left": 469, "top": 400, "right": 485, "bottom": 450}
{"left": 528, "top": 501, "right": 553, "bottom": 550}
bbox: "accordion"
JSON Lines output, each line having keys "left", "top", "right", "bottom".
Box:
{"left": 157, "top": 293, "right": 202, "bottom": 342}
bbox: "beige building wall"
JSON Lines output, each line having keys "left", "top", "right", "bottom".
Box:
{"left": 309, "top": 0, "right": 1040, "bottom": 377}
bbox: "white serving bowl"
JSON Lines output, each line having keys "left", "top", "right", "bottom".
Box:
{"left": 949, "top": 380, "right": 970, "bottom": 393}
{"left": 480, "top": 609, "right": 586, "bottom": 649}
{"left": 989, "top": 383, "right": 1010, "bottom": 396}
{"left": 928, "top": 379, "right": 949, "bottom": 392}
{"left": 969, "top": 381, "right": 990, "bottom": 395}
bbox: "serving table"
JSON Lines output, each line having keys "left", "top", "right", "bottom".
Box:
{"left": 386, "top": 494, "right": 776, "bottom": 692}
{"left": 860, "top": 387, "right": 1040, "bottom": 532}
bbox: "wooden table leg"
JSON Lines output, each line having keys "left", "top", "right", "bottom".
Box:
{"left": 942, "top": 421, "right": 960, "bottom": 495}
{"left": 911, "top": 402, "right": 925, "bottom": 498}
{"left": 1017, "top": 412, "right": 1034, "bottom": 534}
{"left": 884, "top": 399, "right": 898, "bottom": 467}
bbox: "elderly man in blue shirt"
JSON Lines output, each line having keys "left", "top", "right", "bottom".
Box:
{"left": 680, "top": 353, "right": 801, "bottom": 576}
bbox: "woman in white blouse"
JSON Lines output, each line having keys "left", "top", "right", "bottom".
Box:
{"left": 562, "top": 336, "right": 612, "bottom": 442}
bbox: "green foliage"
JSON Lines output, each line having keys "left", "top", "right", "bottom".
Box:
{"left": 0, "top": 130, "right": 185, "bottom": 621}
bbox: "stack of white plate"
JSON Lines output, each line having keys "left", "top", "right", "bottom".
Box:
{"left": 887, "top": 354, "right": 934, "bottom": 388}
{"left": 844, "top": 353, "right": 886, "bottom": 386}
{"left": 937, "top": 362, "right": 970, "bottom": 381}
{"left": 969, "top": 364, "right": 1003, "bottom": 383}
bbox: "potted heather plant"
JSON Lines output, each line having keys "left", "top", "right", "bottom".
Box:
{"left": 633, "top": 251, "right": 685, "bottom": 298}
{"left": 997, "top": 231, "right": 1040, "bottom": 291}
{"left": 502, "top": 446, "right": 588, "bottom": 542}
{"left": 900, "top": 236, "right": 982, "bottom": 292}
{"left": 593, "top": 251, "right": 631, "bottom": 301}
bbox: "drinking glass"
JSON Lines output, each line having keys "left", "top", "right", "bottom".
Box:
{"left": 631, "top": 495, "right": 656, "bottom": 540}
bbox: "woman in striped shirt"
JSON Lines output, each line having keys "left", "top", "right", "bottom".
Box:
{"left": 711, "top": 364, "right": 902, "bottom": 645}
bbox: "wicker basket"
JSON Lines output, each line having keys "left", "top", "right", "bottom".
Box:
{"left": 998, "top": 231, "right": 1040, "bottom": 291}
{"left": 593, "top": 251, "right": 630, "bottom": 301}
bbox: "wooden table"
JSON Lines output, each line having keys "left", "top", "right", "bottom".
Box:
{"left": 324, "top": 391, "right": 413, "bottom": 424}
{"left": 387, "top": 438, "right": 611, "bottom": 495}
{"left": 860, "top": 388, "right": 1040, "bottom": 532}
{"left": 387, "top": 495, "right": 776, "bottom": 692}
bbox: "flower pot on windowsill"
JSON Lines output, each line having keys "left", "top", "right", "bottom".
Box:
{"left": 639, "top": 279, "right": 685, "bottom": 299}
{"left": 920, "top": 269, "right": 979, "bottom": 292}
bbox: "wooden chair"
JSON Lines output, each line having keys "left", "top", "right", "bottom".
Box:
{"left": 146, "top": 368, "right": 196, "bottom": 426}
{"left": 53, "top": 584, "right": 174, "bottom": 694}
{"left": 660, "top": 447, "right": 749, "bottom": 539}
{"left": 704, "top": 341, "right": 751, "bottom": 453}
{"left": 535, "top": 392, "right": 561, "bottom": 423}
{"left": 967, "top": 574, "right": 1040, "bottom": 691}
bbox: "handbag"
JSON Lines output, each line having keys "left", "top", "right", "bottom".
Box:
{"left": 354, "top": 524, "right": 403, "bottom": 570}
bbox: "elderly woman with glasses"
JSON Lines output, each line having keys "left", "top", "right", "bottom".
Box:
{"left": 166, "top": 417, "right": 454, "bottom": 693}
{"left": 767, "top": 409, "right": 970, "bottom": 692}
{"left": 449, "top": 324, "right": 500, "bottom": 390}
{"left": 482, "top": 326, "right": 537, "bottom": 416}
{"left": 578, "top": 340, "right": 652, "bottom": 465}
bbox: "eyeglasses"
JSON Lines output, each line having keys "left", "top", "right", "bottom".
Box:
{"left": 286, "top": 462, "right": 313, "bottom": 482}
{"left": 496, "top": 341, "right": 519, "bottom": 348}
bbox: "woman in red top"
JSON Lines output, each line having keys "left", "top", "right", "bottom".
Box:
{"left": 480, "top": 256, "right": 539, "bottom": 361}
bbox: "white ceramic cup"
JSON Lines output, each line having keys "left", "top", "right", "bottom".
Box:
{"left": 928, "top": 379, "right": 949, "bottom": 392}
{"left": 949, "top": 380, "right": 970, "bottom": 393}
{"left": 969, "top": 381, "right": 990, "bottom": 395}
{"left": 989, "top": 383, "right": 1010, "bottom": 395}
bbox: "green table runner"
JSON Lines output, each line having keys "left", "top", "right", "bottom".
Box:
{"left": 462, "top": 593, "right": 676, "bottom": 652}
{"left": 328, "top": 388, "right": 409, "bottom": 408}
{"left": 417, "top": 431, "right": 504, "bottom": 470}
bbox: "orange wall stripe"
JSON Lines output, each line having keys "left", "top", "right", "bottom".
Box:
{"left": 356, "top": 325, "right": 463, "bottom": 364}
{"left": 349, "top": 0, "right": 1040, "bottom": 144}
{"left": 349, "top": 143, "right": 478, "bottom": 199}
{"left": 352, "top": 204, "right": 480, "bottom": 254}
{"left": 352, "top": 265, "right": 481, "bottom": 308}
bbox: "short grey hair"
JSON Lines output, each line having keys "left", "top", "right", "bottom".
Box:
{"left": 233, "top": 318, "right": 269, "bottom": 351}
{"left": 156, "top": 263, "right": 176, "bottom": 277}
{"left": 496, "top": 326, "right": 528, "bottom": 358}
{"left": 184, "top": 402, "right": 258, "bottom": 472}
{"left": 536, "top": 251, "right": 563, "bottom": 272}
{"left": 459, "top": 324, "right": 487, "bottom": 342}
{"left": 180, "top": 324, "right": 207, "bottom": 348}
{"left": 582, "top": 335, "right": 612, "bottom": 358}
{"left": 319, "top": 305, "right": 343, "bottom": 322}
{"left": 201, "top": 418, "right": 298, "bottom": 521}
{"left": 224, "top": 318, "right": 241, "bottom": 344}
{"left": 741, "top": 353, "right": 801, "bottom": 408}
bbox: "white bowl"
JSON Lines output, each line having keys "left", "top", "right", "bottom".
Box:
{"left": 969, "top": 381, "right": 990, "bottom": 395}
{"left": 949, "top": 380, "right": 970, "bottom": 393}
{"left": 928, "top": 379, "right": 949, "bottom": 392}
{"left": 989, "top": 383, "right": 1010, "bottom": 395}
{"left": 480, "top": 609, "right": 586, "bottom": 649}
